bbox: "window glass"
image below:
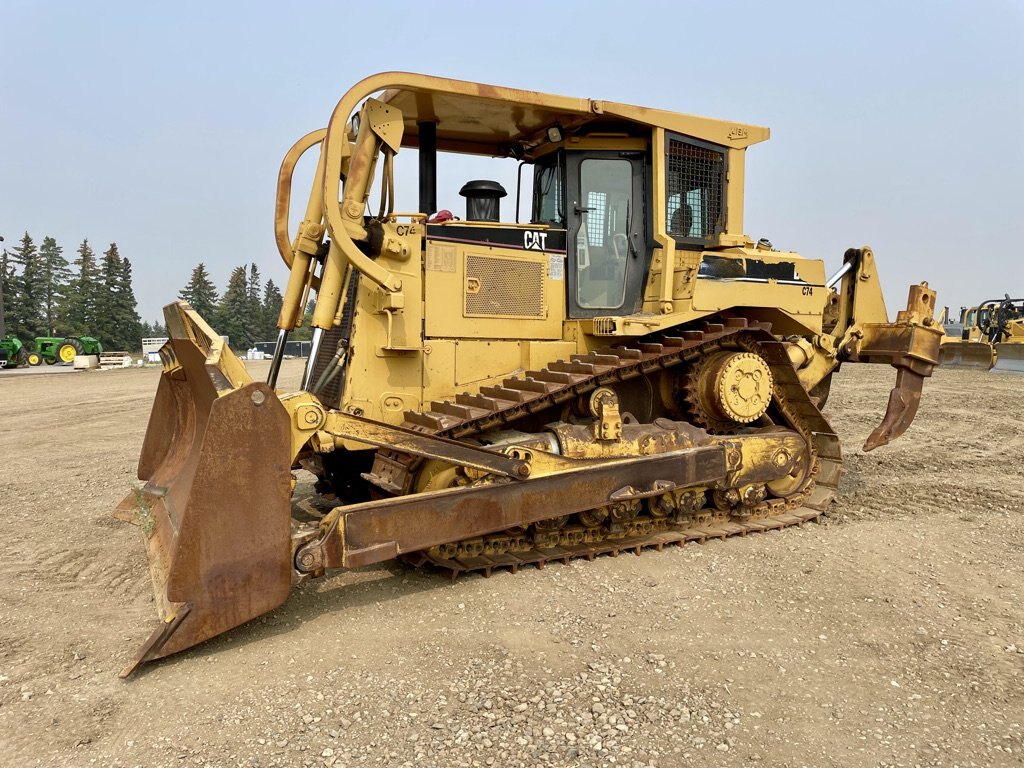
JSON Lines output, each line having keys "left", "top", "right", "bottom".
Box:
{"left": 576, "top": 158, "right": 632, "bottom": 309}
{"left": 533, "top": 158, "right": 564, "bottom": 225}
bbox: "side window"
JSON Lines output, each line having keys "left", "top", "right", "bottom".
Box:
{"left": 665, "top": 135, "right": 725, "bottom": 242}
{"left": 532, "top": 157, "right": 564, "bottom": 226}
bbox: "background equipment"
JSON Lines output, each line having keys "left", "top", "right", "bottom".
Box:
{"left": 0, "top": 335, "right": 29, "bottom": 368}
{"left": 31, "top": 335, "right": 103, "bottom": 365}
{"left": 939, "top": 297, "right": 1023, "bottom": 371}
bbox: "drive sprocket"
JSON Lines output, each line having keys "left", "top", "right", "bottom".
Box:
{"left": 680, "top": 348, "right": 774, "bottom": 433}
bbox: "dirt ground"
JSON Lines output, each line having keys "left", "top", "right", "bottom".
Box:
{"left": 0, "top": 360, "right": 1021, "bottom": 768}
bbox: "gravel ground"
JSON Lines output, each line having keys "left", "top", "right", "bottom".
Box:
{"left": 0, "top": 360, "right": 1021, "bottom": 767}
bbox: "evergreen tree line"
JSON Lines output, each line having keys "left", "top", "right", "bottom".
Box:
{"left": 177, "top": 263, "right": 295, "bottom": 350}
{"left": 1, "top": 232, "right": 142, "bottom": 350}
{"left": 1, "top": 234, "right": 300, "bottom": 354}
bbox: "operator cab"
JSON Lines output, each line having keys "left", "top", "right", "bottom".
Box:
{"left": 433, "top": 125, "right": 731, "bottom": 323}
{"left": 378, "top": 81, "right": 762, "bottom": 330}
{"left": 528, "top": 130, "right": 727, "bottom": 320}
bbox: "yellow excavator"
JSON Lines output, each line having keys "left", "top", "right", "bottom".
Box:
{"left": 115, "top": 73, "right": 943, "bottom": 676}
{"left": 939, "top": 297, "right": 1024, "bottom": 371}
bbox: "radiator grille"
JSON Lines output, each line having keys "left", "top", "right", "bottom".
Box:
{"left": 666, "top": 137, "right": 725, "bottom": 240}
{"left": 464, "top": 254, "right": 545, "bottom": 318}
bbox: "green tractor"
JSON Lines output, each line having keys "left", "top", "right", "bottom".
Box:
{"left": 30, "top": 335, "right": 103, "bottom": 365}
{"left": 0, "top": 335, "right": 30, "bottom": 369}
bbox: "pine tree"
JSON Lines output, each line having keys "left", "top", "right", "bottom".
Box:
{"left": 140, "top": 319, "right": 167, "bottom": 339}
{"left": 92, "top": 243, "right": 136, "bottom": 349}
{"left": 60, "top": 240, "right": 99, "bottom": 336}
{"left": 178, "top": 263, "right": 218, "bottom": 318}
{"left": 113, "top": 253, "right": 142, "bottom": 349}
{"left": 246, "top": 263, "right": 272, "bottom": 341}
{"left": 9, "top": 232, "right": 46, "bottom": 339}
{"left": 0, "top": 246, "right": 15, "bottom": 338}
{"left": 216, "top": 266, "right": 253, "bottom": 350}
{"left": 247, "top": 263, "right": 261, "bottom": 317}
{"left": 291, "top": 298, "right": 315, "bottom": 341}
{"left": 38, "top": 236, "right": 70, "bottom": 335}
{"left": 93, "top": 244, "right": 118, "bottom": 347}
{"left": 262, "top": 278, "right": 283, "bottom": 341}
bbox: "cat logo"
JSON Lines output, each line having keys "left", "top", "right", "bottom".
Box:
{"left": 523, "top": 230, "right": 548, "bottom": 251}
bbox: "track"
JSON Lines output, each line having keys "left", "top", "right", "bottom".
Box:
{"left": 367, "top": 317, "right": 843, "bottom": 577}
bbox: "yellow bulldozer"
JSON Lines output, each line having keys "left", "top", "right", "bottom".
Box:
{"left": 939, "top": 297, "right": 1024, "bottom": 371}
{"left": 115, "top": 72, "right": 943, "bottom": 676}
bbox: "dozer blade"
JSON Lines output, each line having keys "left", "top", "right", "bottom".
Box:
{"left": 115, "top": 302, "right": 293, "bottom": 677}
{"left": 993, "top": 343, "right": 1024, "bottom": 373}
{"left": 938, "top": 340, "right": 995, "bottom": 370}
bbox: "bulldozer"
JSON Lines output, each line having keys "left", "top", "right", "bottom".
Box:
{"left": 939, "top": 297, "right": 1024, "bottom": 371}
{"left": 115, "top": 72, "right": 943, "bottom": 677}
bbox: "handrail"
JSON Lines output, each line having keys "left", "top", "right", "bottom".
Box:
{"left": 274, "top": 128, "right": 327, "bottom": 269}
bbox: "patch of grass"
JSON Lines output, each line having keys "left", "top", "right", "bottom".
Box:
{"left": 133, "top": 489, "right": 156, "bottom": 538}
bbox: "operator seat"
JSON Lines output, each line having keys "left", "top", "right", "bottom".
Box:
{"left": 671, "top": 203, "right": 693, "bottom": 238}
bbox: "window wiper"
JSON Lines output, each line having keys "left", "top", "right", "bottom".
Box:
{"left": 625, "top": 199, "right": 638, "bottom": 258}
{"left": 554, "top": 153, "right": 565, "bottom": 224}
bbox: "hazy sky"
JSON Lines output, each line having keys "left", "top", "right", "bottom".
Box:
{"left": 2, "top": 1, "right": 1022, "bottom": 324}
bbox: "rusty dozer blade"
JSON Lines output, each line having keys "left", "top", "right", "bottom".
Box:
{"left": 993, "top": 343, "right": 1024, "bottom": 373}
{"left": 115, "top": 302, "right": 293, "bottom": 677}
{"left": 938, "top": 340, "right": 996, "bottom": 370}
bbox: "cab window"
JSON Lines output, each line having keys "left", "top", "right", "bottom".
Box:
{"left": 532, "top": 154, "right": 564, "bottom": 226}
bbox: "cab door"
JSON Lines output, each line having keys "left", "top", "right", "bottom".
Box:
{"left": 565, "top": 152, "right": 648, "bottom": 318}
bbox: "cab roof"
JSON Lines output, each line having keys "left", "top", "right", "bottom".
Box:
{"left": 373, "top": 72, "right": 769, "bottom": 157}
